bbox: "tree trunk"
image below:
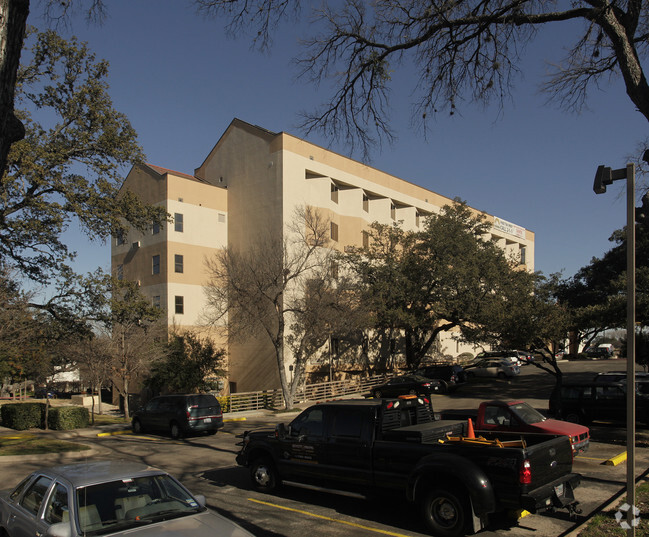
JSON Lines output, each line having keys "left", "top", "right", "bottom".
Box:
{"left": 0, "top": 0, "right": 29, "bottom": 177}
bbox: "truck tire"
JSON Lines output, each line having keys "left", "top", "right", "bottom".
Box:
{"left": 420, "top": 487, "right": 470, "bottom": 537}
{"left": 250, "top": 457, "right": 279, "bottom": 493}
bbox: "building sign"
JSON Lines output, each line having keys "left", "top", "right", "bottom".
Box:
{"left": 493, "top": 217, "right": 526, "bottom": 239}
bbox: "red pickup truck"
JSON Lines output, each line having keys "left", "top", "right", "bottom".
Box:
{"left": 442, "top": 400, "right": 590, "bottom": 455}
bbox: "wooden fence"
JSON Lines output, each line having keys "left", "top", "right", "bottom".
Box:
{"left": 220, "top": 374, "right": 389, "bottom": 413}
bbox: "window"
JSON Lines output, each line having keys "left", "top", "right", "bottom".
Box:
{"left": 290, "top": 408, "right": 324, "bottom": 437}
{"left": 175, "top": 296, "right": 184, "bottom": 315}
{"left": 116, "top": 233, "right": 126, "bottom": 246}
{"left": 330, "top": 222, "right": 339, "bottom": 242}
{"left": 520, "top": 246, "right": 527, "bottom": 265}
{"left": 20, "top": 476, "right": 53, "bottom": 515}
{"left": 362, "top": 230, "right": 369, "bottom": 248}
{"left": 391, "top": 203, "right": 396, "bottom": 220}
{"left": 152, "top": 296, "right": 161, "bottom": 309}
{"left": 152, "top": 221, "right": 160, "bottom": 235}
{"left": 415, "top": 211, "right": 420, "bottom": 228}
{"left": 218, "top": 213, "right": 226, "bottom": 223}
{"left": 44, "top": 482, "right": 69, "bottom": 524}
{"left": 174, "top": 254, "right": 184, "bottom": 273}
{"left": 329, "top": 410, "right": 364, "bottom": 438}
{"left": 117, "top": 265, "right": 123, "bottom": 281}
{"left": 174, "top": 213, "right": 184, "bottom": 232}
{"left": 152, "top": 255, "right": 160, "bottom": 275}
{"left": 362, "top": 193, "right": 369, "bottom": 212}
{"left": 331, "top": 183, "right": 339, "bottom": 203}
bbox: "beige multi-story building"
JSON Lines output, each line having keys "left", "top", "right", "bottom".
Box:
{"left": 113, "top": 118, "right": 535, "bottom": 393}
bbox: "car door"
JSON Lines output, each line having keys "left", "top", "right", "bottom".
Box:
{"left": 594, "top": 384, "right": 626, "bottom": 421}
{"left": 5, "top": 475, "right": 53, "bottom": 537}
{"left": 321, "top": 407, "right": 373, "bottom": 488}
{"left": 279, "top": 407, "right": 328, "bottom": 482}
{"left": 139, "top": 398, "right": 163, "bottom": 431}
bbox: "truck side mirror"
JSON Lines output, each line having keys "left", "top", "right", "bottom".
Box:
{"left": 275, "top": 423, "right": 287, "bottom": 439}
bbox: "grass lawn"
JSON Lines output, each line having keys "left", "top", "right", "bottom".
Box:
{"left": 578, "top": 482, "right": 649, "bottom": 536}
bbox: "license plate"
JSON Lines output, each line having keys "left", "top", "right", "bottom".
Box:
{"left": 203, "top": 418, "right": 211, "bottom": 423}
{"left": 554, "top": 483, "right": 564, "bottom": 496}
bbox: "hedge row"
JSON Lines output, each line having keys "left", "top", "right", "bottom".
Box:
{"left": 0, "top": 403, "right": 89, "bottom": 431}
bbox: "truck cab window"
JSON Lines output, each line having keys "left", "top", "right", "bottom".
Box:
{"left": 291, "top": 408, "right": 324, "bottom": 437}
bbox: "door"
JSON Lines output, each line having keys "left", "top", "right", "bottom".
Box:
{"left": 593, "top": 384, "right": 626, "bottom": 421}
{"left": 280, "top": 407, "right": 328, "bottom": 482}
{"left": 321, "top": 408, "right": 373, "bottom": 488}
{"left": 6, "top": 475, "right": 53, "bottom": 537}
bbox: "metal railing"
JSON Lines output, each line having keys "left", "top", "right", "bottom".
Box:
{"left": 221, "top": 374, "right": 389, "bottom": 413}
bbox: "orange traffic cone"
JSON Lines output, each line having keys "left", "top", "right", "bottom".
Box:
{"left": 467, "top": 418, "right": 475, "bottom": 439}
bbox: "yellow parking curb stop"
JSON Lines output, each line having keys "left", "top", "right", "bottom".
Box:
{"left": 603, "top": 451, "right": 627, "bottom": 466}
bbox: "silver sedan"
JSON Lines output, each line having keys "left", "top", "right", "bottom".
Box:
{"left": 0, "top": 460, "right": 255, "bottom": 537}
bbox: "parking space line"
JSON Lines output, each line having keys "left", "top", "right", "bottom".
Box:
{"left": 248, "top": 498, "right": 413, "bottom": 537}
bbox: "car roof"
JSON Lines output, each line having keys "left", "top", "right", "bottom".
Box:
{"left": 37, "top": 461, "right": 164, "bottom": 488}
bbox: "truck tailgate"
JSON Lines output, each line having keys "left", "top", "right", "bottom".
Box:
{"left": 524, "top": 435, "right": 574, "bottom": 490}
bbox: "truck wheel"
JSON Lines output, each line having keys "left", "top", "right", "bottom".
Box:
{"left": 420, "top": 488, "right": 469, "bottom": 537}
{"left": 373, "top": 390, "right": 382, "bottom": 398}
{"left": 250, "top": 457, "right": 279, "bottom": 492}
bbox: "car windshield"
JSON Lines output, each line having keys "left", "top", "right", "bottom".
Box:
{"left": 509, "top": 402, "right": 546, "bottom": 424}
{"left": 75, "top": 473, "right": 203, "bottom": 535}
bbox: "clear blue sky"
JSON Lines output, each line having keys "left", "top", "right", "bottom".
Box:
{"left": 27, "top": 1, "right": 648, "bottom": 280}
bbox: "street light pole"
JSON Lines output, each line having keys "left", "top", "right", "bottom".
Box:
{"left": 593, "top": 163, "right": 636, "bottom": 536}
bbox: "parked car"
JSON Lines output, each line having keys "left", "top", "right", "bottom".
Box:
{"left": 0, "top": 460, "right": 254, "bottom": 537}
{"left": 474, "top": 350, "right": 521, "bottom": 366}
{"left": 549, "top": 381, "right": 649, "bottom": 425}
{"left": 131, "top": 393, "right": 223, "bottom": 439}
{"left": 583, "top": 347, "right": 612, "bottom": 359}
{"left": 371, "top": 374, "right": 441, "bottom": 398}
{"left": 515, "top": 350, "right": 535, "bottom": 365}
{"left": 465, "top": 358, "right": 520, "bottom": 378}
{"left": 415, "top": 364, "right": 467, "bottom": 392}
{"left": 440, "top": 400, "right": 590, "bottom": 456}
{"left": 593, "top": 371, "right": 649, "bottom": 383}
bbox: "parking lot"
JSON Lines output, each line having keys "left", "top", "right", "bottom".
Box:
{"left": 2, "top": 358, "right": 648, "bottom": 537}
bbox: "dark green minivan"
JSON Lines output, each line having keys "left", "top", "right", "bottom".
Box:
{"left": 132, "top": 394, "right": 224, "bottom": 439}
{"left": 549, "top": 381, "right": 649, "bottom": 426}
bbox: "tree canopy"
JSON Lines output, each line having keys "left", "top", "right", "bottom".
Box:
{"left": 3, "top": 28, "right": 165, "bottom": 286}
{"left": 342, "top": 200, "right": 538, "bottom": 369}
{"left": 195, "top": 0, "right": 649, "bottom": 158}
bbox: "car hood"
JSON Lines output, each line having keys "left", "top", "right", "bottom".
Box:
{"left": 531, "top": 419, "right": 589, "bottom": 436}
{"left": 110, "top": 510, "right": 253, "bottom": 536}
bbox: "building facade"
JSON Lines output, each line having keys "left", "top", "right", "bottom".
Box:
{"left": 112, "top": 119, "right": 535, "bottom": 393}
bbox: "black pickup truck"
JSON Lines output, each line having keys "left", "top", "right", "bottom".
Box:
{"left": 236, "top": 397, "right": 581, "bottom": 537}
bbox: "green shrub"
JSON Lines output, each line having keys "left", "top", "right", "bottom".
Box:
{"left": 48, "top": 406, "right": 89, "bottom": 430}
{"left": 216, "top": 396, "right": 230, "bottom": 413}
{"left": 1, "top": 403, "right": 45, "bottom": 430}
